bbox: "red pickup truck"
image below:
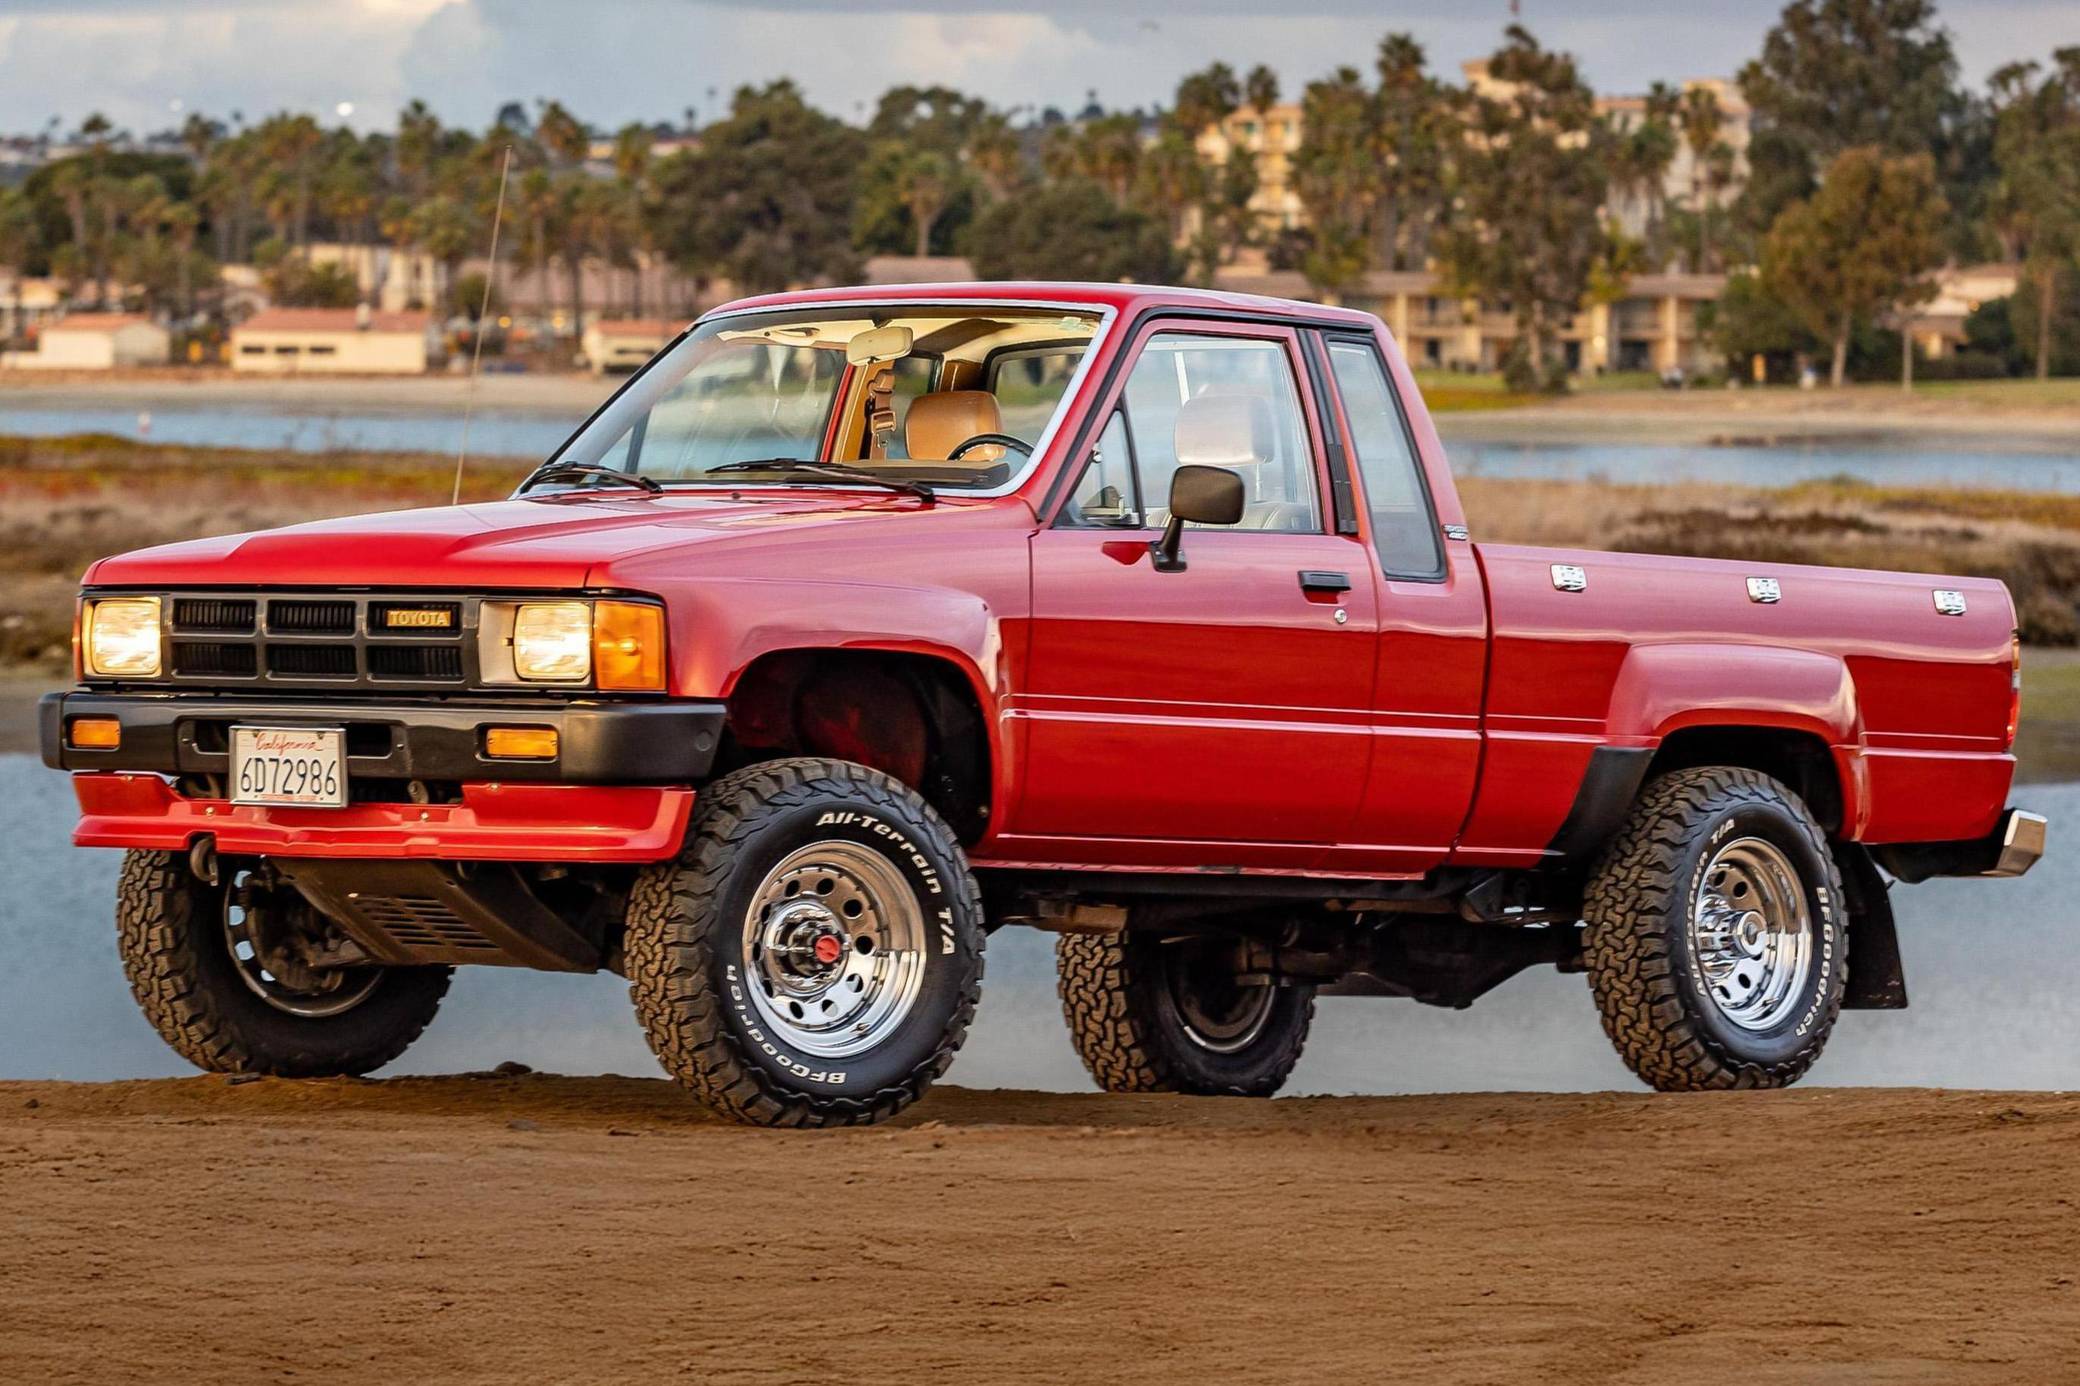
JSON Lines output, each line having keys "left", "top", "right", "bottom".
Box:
{"left": 41, "top": 283, "right": 2043, "bottom": 1125}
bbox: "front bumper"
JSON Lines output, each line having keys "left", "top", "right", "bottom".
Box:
{"left": 41, "top": 690, "right": 725, "bottom": 863}
{"left": 1870, "top": 807, "right": 2048, "bottom": 884}
{"left": 40, "top": 690, "right": 725, "bottom": 784}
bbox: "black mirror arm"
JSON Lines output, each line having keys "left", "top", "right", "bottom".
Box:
{"left": 1149, "top": 516, "right": 1188, "bottom": 573}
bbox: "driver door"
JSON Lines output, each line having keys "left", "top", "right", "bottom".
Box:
{"left": 1008, "top": 321, "right": 1380, "bottom": 868}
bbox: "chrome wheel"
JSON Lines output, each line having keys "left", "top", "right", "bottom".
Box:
{"left": 223, "top": 873, "right": 383, "bottom": 1019}
{"left": 742, "top": 841, "right": 928, "bottom": 1060}
{"left": 1161, "top": 939, "right": 1277, "bottom": 1055}
{"left": 1689, "top": 837, "right": 1814, "bottom": 1032}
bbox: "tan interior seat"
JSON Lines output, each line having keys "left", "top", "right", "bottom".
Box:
{"left": 1170, "top": 394, "right": 1312, "bottom": 531}
{"left": 906, "top": 390, "right": 1004, "bottom": 464}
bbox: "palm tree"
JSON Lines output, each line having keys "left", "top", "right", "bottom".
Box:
{"left": 963, "top": 111, "right": 1023, "bottom": 200}
{"left": 894, "top": 150, "right": 955, "bottom": 256}
{"left": 1245, "top": 65, "right": 1281, "bottom": 116}
{"left": 1679, "top": 86, "right": 1728, "bottom": 271}
{"left": 0, "top": 187, "right": 38, "bottom": 343}
{"left": 515, "top": 167, "right": 562, "bottom": 329}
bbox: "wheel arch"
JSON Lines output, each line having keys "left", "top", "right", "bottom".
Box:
{"left": 717, "top": 645, "right": 998, "bottom": 845}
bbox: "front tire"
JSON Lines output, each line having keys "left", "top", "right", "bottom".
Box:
{"left": 624, "top": 758, "right": 986, "bottom": 1128}
{"left": 1057, "top": 931, "right": 1315, "bottom": 1096}
{"left": 116, "top": 850, "right": 451, "bottom": 1077}
{"left": 1583, "top": 767, "right": 1848, "bottom": 1091}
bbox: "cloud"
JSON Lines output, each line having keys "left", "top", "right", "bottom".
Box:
{"left": 0, "top": 0, "right": 2074, "bottom": 138}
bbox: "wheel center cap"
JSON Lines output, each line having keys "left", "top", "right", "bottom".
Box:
{"left": 812, "top": 933, "right": 845, "bottom": 965}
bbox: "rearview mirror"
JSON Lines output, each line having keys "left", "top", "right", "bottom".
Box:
{"left": 846, "top": 325, "right": 914, "bottom": 366}
{"left": 1150, "top": 464, "right": 1244, "bottom": 572}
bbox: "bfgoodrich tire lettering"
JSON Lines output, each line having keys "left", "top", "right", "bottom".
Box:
{"left": 1582, "top": 766, "right": 1848, "bottom": 1091}
{"left": 624, "top": 758, "right": 985, "bottom": 1128}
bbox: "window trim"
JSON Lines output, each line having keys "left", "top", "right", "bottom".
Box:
{"left": 1314, "top": 330, "right": 1449, "bottom": 583}
{"left": 1045, "top": 317, "right": 1332, "bottom": 537}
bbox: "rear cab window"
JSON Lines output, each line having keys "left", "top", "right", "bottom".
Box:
{"left": 1321, "top": 337, "right": 1445, "bottom": 579}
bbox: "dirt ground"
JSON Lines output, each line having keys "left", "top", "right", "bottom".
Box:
{"left": 2, "top": 1076, "right": 2075, "bottom": 1385}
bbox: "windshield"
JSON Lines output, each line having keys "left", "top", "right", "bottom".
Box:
{"left": 543, "top": 304, "right": 1106, "bottom": 492}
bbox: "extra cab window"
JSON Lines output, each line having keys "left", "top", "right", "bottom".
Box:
{"left": 1059, "top": 331, "right": 1320, "bottom": 533}
{"left": 1326, "top": 340, "right": 1443, "bottom": 577}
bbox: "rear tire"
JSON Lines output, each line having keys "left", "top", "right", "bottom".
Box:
{"left": 624, "top": 758, "right": 986, "bottom": 1128}
{"left": 116, "top": 850, "right": 450, "bottom": 1078}
{"left": 1057, "top": 931, "right": 1314, "bottom": 1096}
{"left": 1582, "top": 767, "right": 1848, "bottom": 1091}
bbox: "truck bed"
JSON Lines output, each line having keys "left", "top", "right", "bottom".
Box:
{"left": 1453, "top": 544, "right": 2018, "bottom": 865}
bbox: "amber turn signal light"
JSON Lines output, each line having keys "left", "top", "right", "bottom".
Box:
{"left": 593, "top": 601, "right": 666, "bottom": 691}
{"left": 484, "top": 726, "right": 560, "bottom": 760}
{"left": 67, "top": 717, "right": 122, "bottom": 749}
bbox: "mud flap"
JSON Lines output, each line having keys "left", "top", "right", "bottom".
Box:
{"left": 1834, "top": 842, "right": 1906, "bottom": 1009}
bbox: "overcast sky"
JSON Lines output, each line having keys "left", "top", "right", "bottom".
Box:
{"left": 1, "top": 0, "right": 2073, "bottom": 137}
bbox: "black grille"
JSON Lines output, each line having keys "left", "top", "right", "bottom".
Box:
{"left": 267, "top": 644, "right": 358, "bottom": 678}
{"left": 367, "top": 644, "right": 463, "bottom": 681}
{"left": 172, "top": 598, "right": 256, "bottom": 633}
{"left": 268, "top": 600, "right": 356, "bottom": 634}
{"left": 172, "top": 642, "right": 259, "bottom": 677}
{"left": 103, "top": 590, "right": 485, "bottom": 691}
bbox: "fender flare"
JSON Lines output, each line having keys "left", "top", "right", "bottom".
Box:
{"left": 1604, "top": 642, "right": 1871, "bottom": 836}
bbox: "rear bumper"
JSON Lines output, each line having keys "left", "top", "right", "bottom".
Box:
{"left": 69, "top": 774, "right": 694, "bottom": 863}
{"left": 1869, "top": 807, "right": 2048, "bottom": 884}
{"left": 40, "top": 690, "right": 725, "bottom": 784}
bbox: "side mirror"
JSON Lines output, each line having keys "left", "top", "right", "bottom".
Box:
{"left": 1150, "top": 464, "right": 1244, "bottom": 573}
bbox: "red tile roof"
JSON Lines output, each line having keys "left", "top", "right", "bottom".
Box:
{"left": 590, "top": 318, "right": 684, "bottom": 337}
{"left": 239, "top": 308, "right": 433, "bottom": 334}
{"left": 45, "top": 313, "right": 154, "bottom": 332}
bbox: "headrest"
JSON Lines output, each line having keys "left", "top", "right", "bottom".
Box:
{"left": 1173, "top": 394, "right": 1274, "bottom": 469}
{"left": 905, "top": 390, "right": 1004, "bottom": 462}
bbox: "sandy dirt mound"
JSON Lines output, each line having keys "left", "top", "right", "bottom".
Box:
{"left": 4, "top": 1076, "right": 2076, "bottom": 1384}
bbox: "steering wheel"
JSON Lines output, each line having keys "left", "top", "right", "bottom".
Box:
{"left": 947, "top": 433, "right": 1034, "bottom": 461}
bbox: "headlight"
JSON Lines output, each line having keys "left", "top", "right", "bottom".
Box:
{"left": 84, "top": 597, "right": 162, "bottom": 677}
{"left": 512, "top": 601, "right": 593, "bottom": 682}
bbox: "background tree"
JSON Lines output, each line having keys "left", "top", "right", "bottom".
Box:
{"left": 1761, "top": 146, "right": 1948, "bottom": 385}
{"left": 1737, "top": 0, "right": 1961, "bottom": 231}
{"left": 0, "top": 187, "right": 39, "bottom": 340}
{"left": 653, "top": 81, "right": 865, "bottom": 294}
{"left": 1440, "top": 27, "right": 1612, "bottom": 390}
{"left": 1244, "top": 65, "right": 1281, "bottom": 116}
{"left": 1370, "top": 34, "right": 1457, "bottom": 272}
{"left": 966, "top": 177, "right": 1177, "bottom": 283}
{"left": 1987, "top": 52, "right": 2080, "bottom": 379}
{"left": 1291, "top": 66, "right": 1386, "bottom": 299}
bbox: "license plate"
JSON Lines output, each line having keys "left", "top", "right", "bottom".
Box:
{"left": 230, "top": 726, "right": 348, "bottom": 808}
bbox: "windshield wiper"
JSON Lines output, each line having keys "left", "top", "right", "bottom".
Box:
{"left": 707, "top": 458, "right": 934, "bottom": 502}
{"left": 516, "top": 462, "right": 663, "bottom": 495}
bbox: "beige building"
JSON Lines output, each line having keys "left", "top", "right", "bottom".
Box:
{"left": 231, "top": 308, "right": 437, "bottom": 375}
{"left": 582, "top": 318, "right": 681, "bottom": 373}
{"left": 1194, "top": 102, "right": 1306, "bottom": 238}
{"left": 2, "top": 312, "right": 170, "bottom": 370}
{"left": 1904, "top": 264, "right": 2020, "bottom": 360}
{"left": 1212, "top": 266, "right": 1725, "bottom": 374}
{"left": 0, "top": 276, "right": 67, "bottom": 342}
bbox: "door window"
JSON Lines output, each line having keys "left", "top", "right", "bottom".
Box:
{"left": 1325, "top": 340, "right": 1444, "bottom": 577}
{"left": 1058, "top": 332, "right": 1320, "bottom": 532}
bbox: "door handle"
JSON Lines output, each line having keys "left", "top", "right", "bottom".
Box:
{"left": 1297, "top": 570, "right": 1352, "bottom": 594}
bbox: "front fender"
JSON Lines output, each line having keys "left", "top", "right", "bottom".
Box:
{"left": 663, "top": 576, "right": 1006, "bottom": 709}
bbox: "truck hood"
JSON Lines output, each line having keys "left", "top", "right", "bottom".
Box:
{"left": 87, "top": 490, "right": 997, "bottom": 591}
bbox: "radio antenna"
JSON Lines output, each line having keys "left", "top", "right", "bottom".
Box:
{"left": 452, "top": 143, "right": 513, "bottom": 505}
